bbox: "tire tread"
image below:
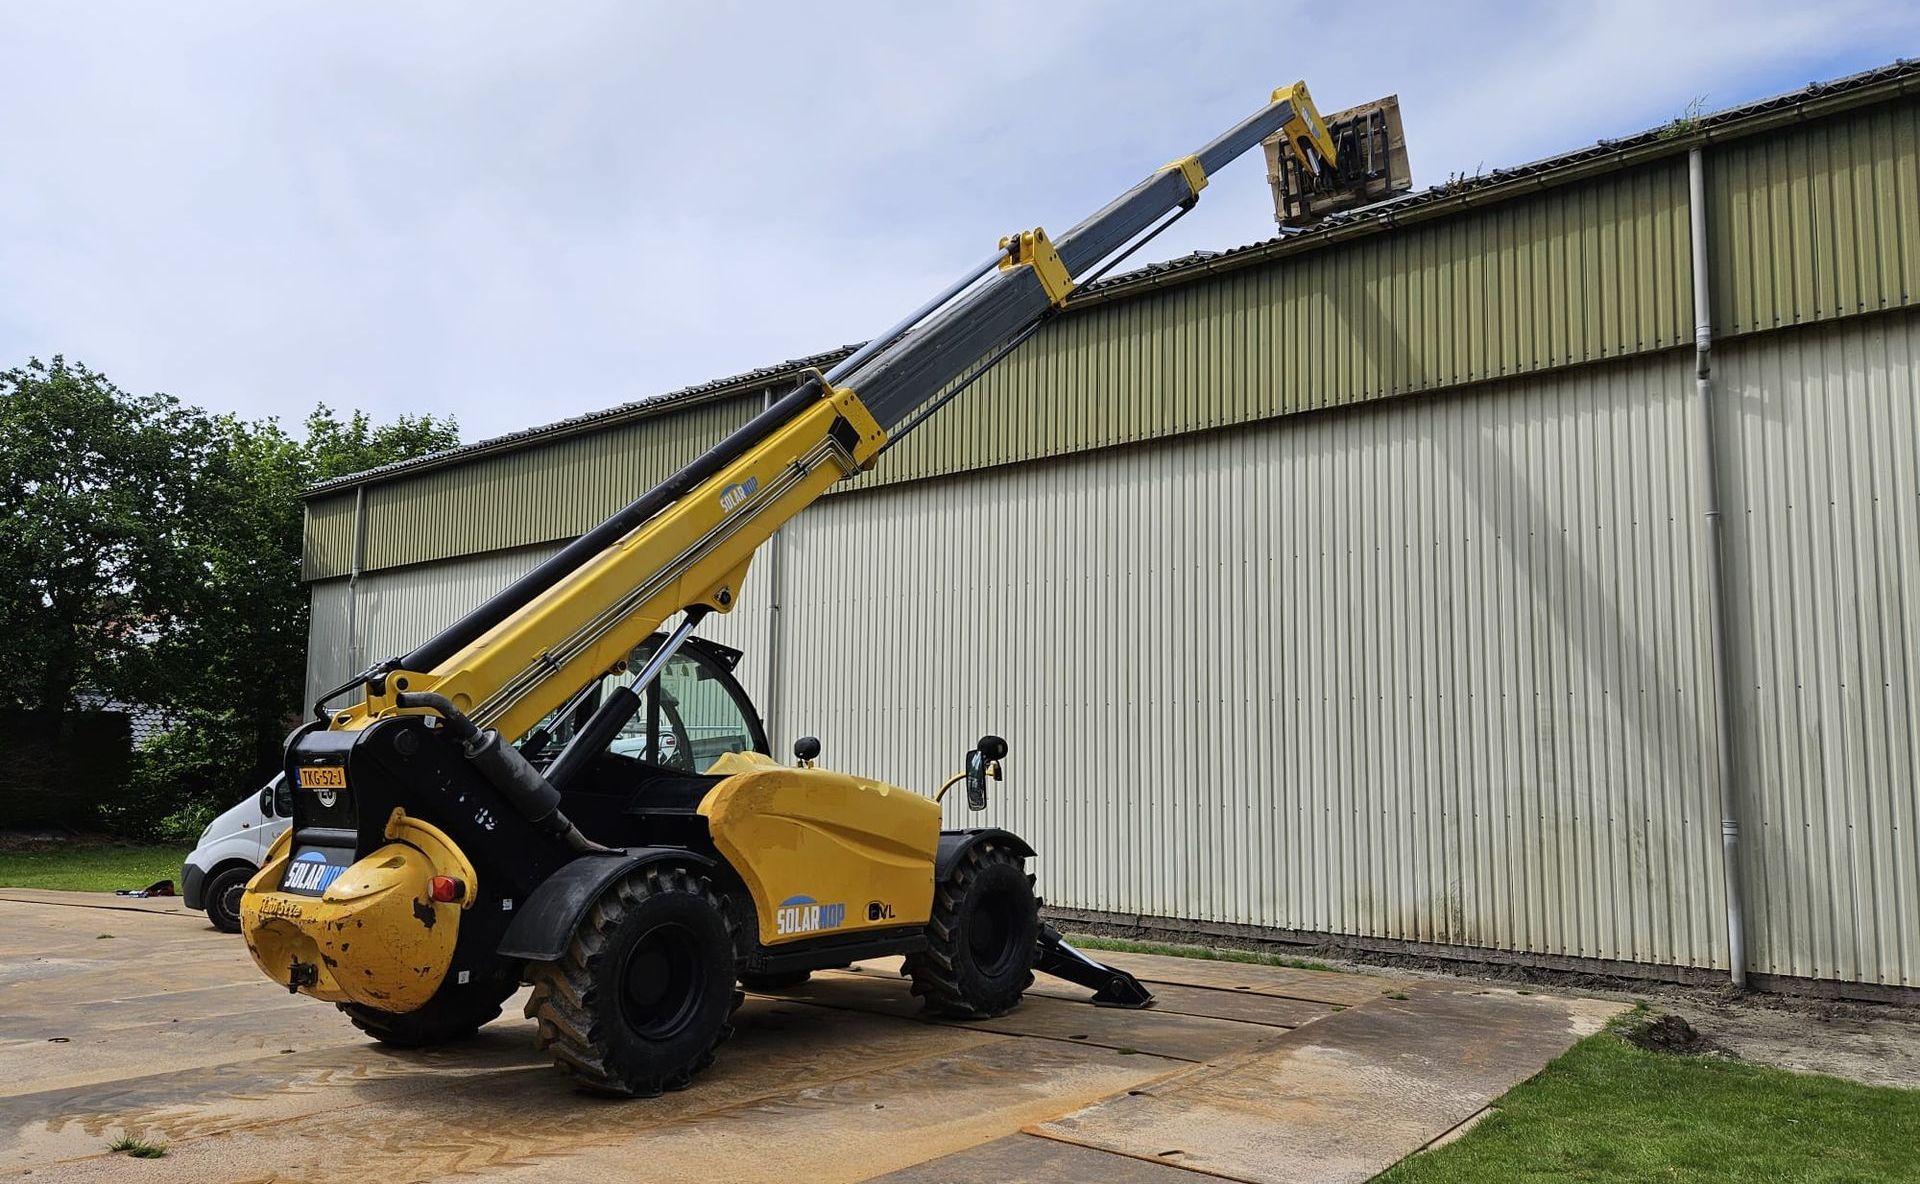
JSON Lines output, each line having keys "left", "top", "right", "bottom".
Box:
{"left": 524, "top": 864, "right": 735, "bottom": 1096}
{"left": 904, "top": 841, "right": 1036, "bottom": 1019}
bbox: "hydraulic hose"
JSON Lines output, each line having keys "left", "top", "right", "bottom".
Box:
{"left": 395, "top": 692, "right": 609, "bottom": 854}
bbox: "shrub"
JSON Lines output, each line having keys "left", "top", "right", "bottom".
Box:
{"left": 155, "top": 801, "right": 221, "bottom": 845}
{"left": 100, "top": 709, "right": 263, "bottom": 840}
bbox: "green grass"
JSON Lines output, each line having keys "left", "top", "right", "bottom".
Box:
{"left": 108, "top": 1136, "right": 167, "bottom": 1159}
{"left": 1065, "top": 933, "right": 1344, "bottom": 974}
{"left": 1379, "top": 1024, "right": 1920, "bottom": 1183}
{"left": 0, "top": 844, "right": 186, "bottom": 893}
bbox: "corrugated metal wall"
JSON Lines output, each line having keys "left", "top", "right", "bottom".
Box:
{"left": 1707, "top": 96, "right": 1920, "bottom": 335}
{"left": 303, "top": 494, "right": 358, "bottom": 582}
{"left": 1718, "top": 314, "right": 1920, "bottom": 985}
{"left": 749, "top": 312, "right": 1916, "bottom": 987}
{"left": 768, "top": 339, "right": 1727, "bottom": 972}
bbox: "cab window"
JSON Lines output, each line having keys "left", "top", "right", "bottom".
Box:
{"left": 640, "top": 650, "right": 760, "bottom": 772}
{"left": 524, "top": 638, "right": 765, "bottom": 774}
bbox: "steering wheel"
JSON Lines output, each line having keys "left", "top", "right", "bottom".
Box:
{"left": 655, "top": 699, "right": 696, "bottom": 771}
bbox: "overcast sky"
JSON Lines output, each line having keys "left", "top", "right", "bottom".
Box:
{"left": 3, "top": 2, "right": 1915, "bottom": 441}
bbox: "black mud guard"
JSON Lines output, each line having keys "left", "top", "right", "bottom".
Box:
{"left": 497, "top": 847, "right": 714, "bottom": 962}
{"left": 935, "top": 828, "right": 1036, "bottom": 882}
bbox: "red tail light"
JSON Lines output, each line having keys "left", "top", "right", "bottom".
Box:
{"left": 428, "top": 875, "right": 465, "bottom": 903}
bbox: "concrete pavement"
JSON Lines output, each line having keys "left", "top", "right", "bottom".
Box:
{"left": 0, "top": 890, "right": 1621, "bottom": 1182}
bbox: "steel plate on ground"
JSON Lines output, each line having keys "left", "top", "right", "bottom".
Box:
{"left": 773, "top": 966, "right": 1280, "bottom": 1064}
{"left": 1083, "top": 949, "right": 1406, "bottom": 1007}
{"left": 1031, "top": 986, "right": 1626, "bottom": 1184}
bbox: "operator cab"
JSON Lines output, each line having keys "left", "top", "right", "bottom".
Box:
{"left": 520, "top": 634, "right": 769, "bottom": 841}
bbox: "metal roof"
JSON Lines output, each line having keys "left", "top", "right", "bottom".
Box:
{"left": 306, "top": 345, "right": 857, "bottom": 496}
{"left": 305, "top": 56, "right": 1919, "bottom": 499}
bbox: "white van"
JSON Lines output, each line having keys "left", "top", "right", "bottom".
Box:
{"left": 181, "top": 775, "right": 292, "bottom": 932}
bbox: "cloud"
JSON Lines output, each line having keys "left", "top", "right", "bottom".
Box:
{"left": 2, "top": 1, "right": 1913, "bottom": 439}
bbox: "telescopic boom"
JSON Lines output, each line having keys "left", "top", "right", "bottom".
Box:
{"left": 316, "top": 82, "right": 1339, "bottom": 745}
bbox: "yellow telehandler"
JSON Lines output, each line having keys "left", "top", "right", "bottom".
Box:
{"left": 242, "top": 79, "right": 1376, "bottom": 1095}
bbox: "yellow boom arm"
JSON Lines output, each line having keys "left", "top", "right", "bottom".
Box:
{"left": 313, "top": 81, "right": 1340, "bottom": 744}
{"left": 329, "top": 385, "right": 884, "bottom": 742}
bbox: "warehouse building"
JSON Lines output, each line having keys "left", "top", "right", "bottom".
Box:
{"left": 302, "top": 62, "right": 1920, "bottom": 1000}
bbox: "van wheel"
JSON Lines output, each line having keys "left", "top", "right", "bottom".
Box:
{"left": 341, "top": 977, "right": 515, "bottom": 1049}
{"left": 906, "top": 840, "right": 1038, "bottom": 1018}
{"left": 526, "top": 864, "right": 737, "bottom": 1097}
{"left": 203, "top": 866, "right": 252, "bottom": 934}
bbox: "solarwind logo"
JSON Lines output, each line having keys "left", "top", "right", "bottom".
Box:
{"left": 775, "top": 895, "right": 845, "bottom": 936}
{"left": 282, "top": 850, "right": 347, "bottom": 895}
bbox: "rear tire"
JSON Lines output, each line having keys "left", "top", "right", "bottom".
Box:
{"left": 340, "top": 976, "right": 515, "bottom": 1049}
{"left": 526, "top": 865, "right": 737, "bottom": 1097}
{"left": 906, "top": 839, "right": 1039, "bottom": 1018}
{"left": 203, "top": 866, "right": 251, "bottom": 934}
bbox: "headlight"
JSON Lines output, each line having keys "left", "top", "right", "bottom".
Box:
{"left": 199, "top": 821, "right": 216, "bottom": 844}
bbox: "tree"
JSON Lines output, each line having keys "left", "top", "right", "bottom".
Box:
{"left": 302, "top": 406, "right": 458, "bottom": 482}
{"left": 165, "top": 406, "right": 458, "bottom": 781}
{"left": 0, "top": 357, "right": 211, "bottom": 711}
{"left": 0, "top": 354, "right": 458, "bottom": 834}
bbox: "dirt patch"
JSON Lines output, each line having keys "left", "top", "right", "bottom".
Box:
{"left": 1654, "top": 998, "right": 1920, "bottom": 1089}
{"left": 1621, "top": 1012, "right": 1718, "bottom": 1056}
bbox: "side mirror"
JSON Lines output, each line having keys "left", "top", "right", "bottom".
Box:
{"left": 965, "top": 735, "right": 1007, "bottom": 811}
{"left": 793, "top": 736, "right": 821, "bottom": 768}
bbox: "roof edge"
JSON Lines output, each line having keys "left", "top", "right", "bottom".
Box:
{"left": 303, "top": 345, "right": 856, "bottom": 499}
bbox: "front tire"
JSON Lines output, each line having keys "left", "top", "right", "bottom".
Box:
{"left": 202, "top": 866, "right": 251, "bottom": 934}
{"left": 905, "top": 839, "right": 1039, "bottom": 1018}
{"left": 526, "top": 865, "right": 737, "bottom": 1097}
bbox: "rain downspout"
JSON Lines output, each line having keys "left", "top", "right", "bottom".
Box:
{"left": 1689, "top": 146, "right": 1747, "bottom": 990}
{"left": 761, "top": 387, "right": 784, "bottom": 751}
{"left": 345, "top": 484, "right": 368, "bottom": 680}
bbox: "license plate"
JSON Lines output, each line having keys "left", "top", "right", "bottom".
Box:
{"left": 282, "top": 847, "right": 351, "bottom": 896}
{"left": 298, "top": 766, "right": 346, "bottom": 789}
